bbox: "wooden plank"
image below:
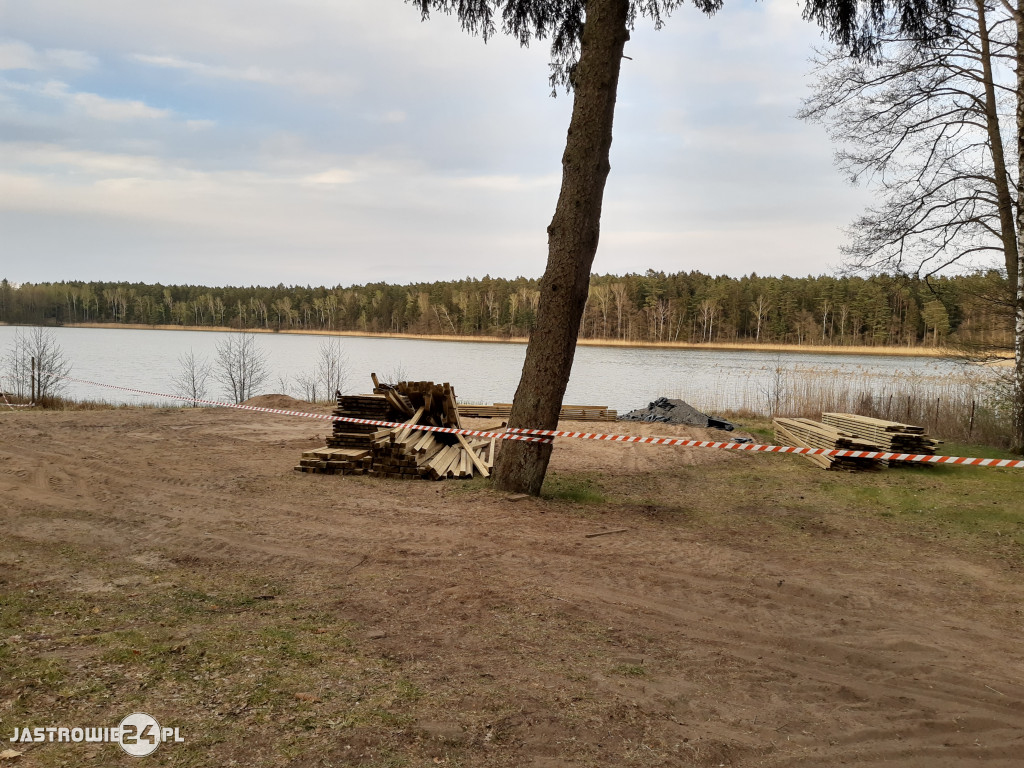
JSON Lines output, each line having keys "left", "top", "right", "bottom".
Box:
{"left": 394, "top": 405, "right": 426, "bottom": 444}
{"left": 426, "top": 445, "right": 458, "bottom": 477}
{"left": 416, "top": 443, "right": 445, "bottom": 466}
{"left": 584, "top": 528, "right": 629, "bottom": 538}
{"left": 412, "top": 430, "right": 435, "bottom": 453}
{"left": 444, "top": 383, "right": 463, "bottom": 429}
{"left": 383, "top": 388, "right": 414, "bottom": 417}
{"left": 441, "top": 449, "right": 462, "bottom": 478}
{"left": 774, "top": 421, "right": 833, "bottom": 469}
{"left": 457, "top": 433, "right": 489, "bottom": 478}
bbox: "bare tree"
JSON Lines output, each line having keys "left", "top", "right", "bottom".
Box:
{"left": 316, "top": 338, "right": 348, "bottom": 397}
{"left": 801, "top": 1, "right": 1016, "bottom": 281}
{"left": 296, "top": 339, "right": 349, "bottom": 403}
{"left": 381, "top": 361, "right": 409, "bottom": 387}
{"left": 172, "top": 348, "right": 212, "bottom": 407}
{"left": 750, "top": 294, "right": 771, "bottom": 342}
{"left": 214, "top": 333, "right": 269, "bottom": 404}
{"left": 801, "top": 0, "right": 1024, "bottom": 450}
{"left": 2, "top": 327, "right": 71, "bottom": 401}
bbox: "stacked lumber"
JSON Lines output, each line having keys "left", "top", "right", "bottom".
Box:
{"left": 773, "top": 417, "right": 882, "bottom": 471}
{"left": 295, "top": 376, "right": 496, "bottom": 481}
{"left": 457, "top": 403, "right": 618, "bottom": 421}
{"left": 295, "top": 446, "right": 372, "bottom": 475}
{"left": 374, "top": 377, "right": 463, "bottom": 430}
{"left": 821, "top": 413, "right": 939, "bottom": 465}
{"left": 326, "top": 393, "right": 397, "bottom": 451}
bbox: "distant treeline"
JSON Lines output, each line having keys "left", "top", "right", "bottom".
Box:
{"left": 0, "top": 270, "right": 1013, "bottom": 349}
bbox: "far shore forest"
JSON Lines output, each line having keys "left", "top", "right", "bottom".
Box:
{"left": 0, "top": 271, "right": 1012, "bottom": 351}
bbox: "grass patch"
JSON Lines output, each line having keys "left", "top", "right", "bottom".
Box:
{"left": 541, "top": 472, "right": 606, "bottom": 504}
{"left": 843, "top": 459, "right": 1024, "bottom": 548}
{"left": 939, "top": 442, "right": 1021, "bottom": 461}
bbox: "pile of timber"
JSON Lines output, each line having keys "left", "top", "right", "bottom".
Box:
{"left": 773, "top": 417, "right": 883, "bottom": 471}
{"left": 295, "top": 377, "right": 496, "bottom": 481}
{"left": 821, "top": 413, "right": 938, "bottom": 464}
{"left": 458, "top": 402, "right": 617, "bottom": 422}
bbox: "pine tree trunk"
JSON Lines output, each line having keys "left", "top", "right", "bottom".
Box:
{"left": 492, "top": 0, "right": 630, "bottom": 494}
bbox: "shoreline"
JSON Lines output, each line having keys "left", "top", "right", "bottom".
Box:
{"left": 6, "top": 321, "right": 1013, "bottom": 360}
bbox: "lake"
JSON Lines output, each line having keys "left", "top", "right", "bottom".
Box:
{"left": 0, "top": 325, "right": 981, "bottom": 414}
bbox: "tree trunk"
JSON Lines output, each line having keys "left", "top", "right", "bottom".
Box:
{"left": 1015, "top": 4, "right": 1024, "bottom": 453}
{"left": 976, "top": 0, "right": 1018, "bottom": 288}
{"left": 492, "top": 0, "right": 630, "bottom": 494}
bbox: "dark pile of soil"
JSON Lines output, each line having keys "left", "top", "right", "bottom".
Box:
{"left": 619, "top": 397, "right": 735, "bottom": 431}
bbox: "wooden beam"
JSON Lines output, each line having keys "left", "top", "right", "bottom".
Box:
{"left": 457, "top": 433, "right": 490, "bottom": 478}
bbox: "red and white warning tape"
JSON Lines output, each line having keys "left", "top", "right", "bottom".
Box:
{"left": 1, "top": 391, "right": 33, "bottom": 409}
{"left": 49, "top": 374, "right": 552, "bottom": 444}
{"left": 504, "top": 426, "right": 1024, "bottom": 468}
{"left": 35, "top": 373, "right": 1024, "bottom": 469}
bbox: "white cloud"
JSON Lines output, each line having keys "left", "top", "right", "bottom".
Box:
{"left": 0, "top": 142, "right": 166, "bottom": 177}
{"left": 31, "top": 79, "right": 171, "bottom": 121}
{"left": 450, "top": 174, "right": 560, "bottom": 192}
{"left": 0, "top": 0, "right": 874, "bottom": 284}
{"left": 302, "top": 168, "right": 356, "bottom": 185}
{"left": 0, "top": 41, "right": 37, "bottom": 70}
{"left": 131, "top": 53, "right": 356, "bottom": 95}
{"left": 42, "top": 48, "right": 98, "bottom": 70}
{"left": 71, "top": 90, "right": 171, "bottom": 121}
{"left": 0, "top": 39, "right": 97, "bottom": 71}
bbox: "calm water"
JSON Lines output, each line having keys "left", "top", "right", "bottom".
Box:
{"left": 0, "top": 325, "right": 972, "bottom": 413}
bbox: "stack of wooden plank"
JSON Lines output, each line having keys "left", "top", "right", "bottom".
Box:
{"left": 371, "top": 430, "right": 495, "bottom": 480}
{"left": 773, "top": 417, "right": 883, "bottom": 471}
{"left": 326, "top": 393, "right": 397, "bottom": 450}
{"left": 457, "top": 402, "right": 617, "bottom": 421}
{"left": 374, "top": 376, "right": 463, "bottom": 430}
{"left": 295, "top": 446, "right": 373, "bottom": 475}
{"left": 296, "top": 392, "right": 397, "bottom": 474}
{"left": 295, "top": 376, "right": 496, "bottom": 481}
{"left": 821, "top": 413, "right": 938, "bottom": 465}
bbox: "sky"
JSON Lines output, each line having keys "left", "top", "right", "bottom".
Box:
{"left": 0, "top": 0, "right": 872, "bottom": 287}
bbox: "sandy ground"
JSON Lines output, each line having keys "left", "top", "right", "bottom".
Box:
{"left": 1, "top": 402, "right": 1023, "bottom": 767}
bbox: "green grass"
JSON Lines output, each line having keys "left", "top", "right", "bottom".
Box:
{"left": 844, "top": 460, "right": 1024, "bottom": 547}
{"left": 541, "top": 472, "right": 606, "bottom": 504}
{"left": 939, "top": 442, "right": 1021, "bottom": 461}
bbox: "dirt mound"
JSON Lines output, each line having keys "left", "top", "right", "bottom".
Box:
{"left": 620, "top": 396, "right": 735, "bottom": 430}
{"left": 241, "top": 393, "right": 310, "bottom": 410}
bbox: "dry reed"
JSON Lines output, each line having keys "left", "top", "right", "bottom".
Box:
{"left": 682, "top": 364, "right": 1013, "bottom": 448}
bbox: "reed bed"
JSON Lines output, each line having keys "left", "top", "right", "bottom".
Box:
{"left": 679, "top": 364, "right": 1013, "bottom": 449}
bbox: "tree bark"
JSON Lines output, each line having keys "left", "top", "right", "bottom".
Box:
{"left": 976, "top": 0, "right": 1018, "bottom": 288}
{"left": 492, "top": 0, "right": 630, "bottom": 494}
{"left": 1015, "top": 2, "right": 1024, "bottom": 453}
